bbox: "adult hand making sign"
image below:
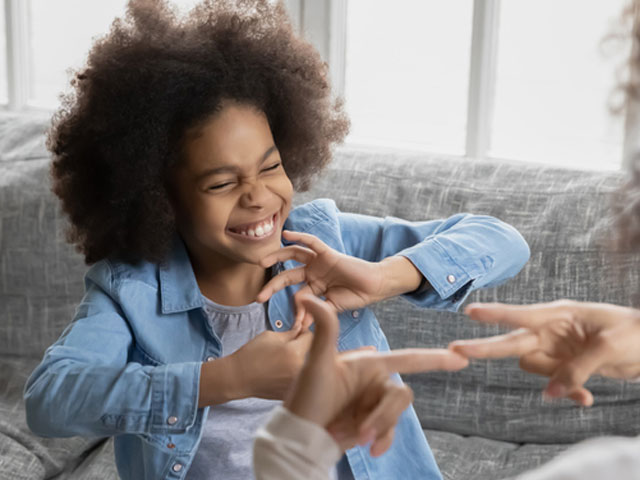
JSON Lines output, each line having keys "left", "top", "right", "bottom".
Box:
{"left": 450, "top": 301, "right": 640, "bottom": 406}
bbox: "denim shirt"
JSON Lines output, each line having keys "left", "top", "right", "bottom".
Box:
{"left": 24, "top": 199, "right": 530, "bottom": 480}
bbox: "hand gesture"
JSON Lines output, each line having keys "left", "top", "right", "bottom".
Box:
{"left": 449, "top": 300, "right": 640, "bottom": 406}
{"left": 230, "top": 325, "right": 313, "bottom": 400}
{"left": 285, "top": 293, "right": 469, "bottom": 456}
{"left": 257, "top": 230, "right": 421, "bottom": 326}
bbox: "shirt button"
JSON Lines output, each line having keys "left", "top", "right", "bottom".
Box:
{"left": 274, "top": 319, "right": 283, "bottom": 329}
{"left": 205, "top": 356, "right": 215, "bottom": 362}
{"left": 172, "top": 463, "right": 183, "bottom": 473}
{"left": 447, "top": 274, "right": 456, "bottom": 284}
{"left": 352, "top": 310, "right": 360, "bottom": 319}
{"left": 167, "top": 416, "right": 178, "bottom": 425}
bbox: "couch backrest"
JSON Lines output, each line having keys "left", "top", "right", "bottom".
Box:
{"left": 0, "top": 114, "right": 88, "bottom": 360}
{"left": 295, "top": 145, "right": 640, "bottom": 444}
{"left": 3, "top": 114, "right": 640, "bottom": 444}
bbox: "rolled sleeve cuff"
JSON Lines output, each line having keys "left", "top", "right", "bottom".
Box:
{"left": 400, "top": 238, "right": 488, "bottom": 310}
{"left": 255, "top": 406, "right": 342, "bottom": 474}
{"left": 150, "top": 361, "right": 201, "bottom": 433}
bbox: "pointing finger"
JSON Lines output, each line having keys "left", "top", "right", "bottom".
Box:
{"left": 377, "top": 348, "right": 469, "bottom": 375}
{"left": 449, "top": 328, "right": 540, "bottom": 359}
{"left": 464, "top": 302, "right": 571, "bottom": 330}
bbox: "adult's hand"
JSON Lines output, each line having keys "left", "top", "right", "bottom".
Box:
{"left": 449, "top": 300, "right": 640, "bottom": 406}
{"left": 285, "top": 293, "right": 469, "bottom": 456}
{"left": 257, "top": 230, "right": 424, "bottom": 326}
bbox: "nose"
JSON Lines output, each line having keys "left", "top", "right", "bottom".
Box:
{"left": 239, "top": 178, "right": 270, "bottom": 209}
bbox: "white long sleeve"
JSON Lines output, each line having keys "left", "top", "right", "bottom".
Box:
{"left": 517, "top": 435, "right": 640, "bottom": 480}
{"left": 253, "top": 406, "right": 343, "bottom": 480}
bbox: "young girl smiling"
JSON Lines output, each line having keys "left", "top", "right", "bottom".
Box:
{"left": 24, "top": 1, "right": 530, "bottom": 479}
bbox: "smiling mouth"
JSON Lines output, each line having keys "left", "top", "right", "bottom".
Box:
{"left": 227, "top": 213, "right": 278, "bottom": 240}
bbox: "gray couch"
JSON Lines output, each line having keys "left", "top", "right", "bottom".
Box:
{"left": 2, "top": 112, "right": 640, "bottom": 479}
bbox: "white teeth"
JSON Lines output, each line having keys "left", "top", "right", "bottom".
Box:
{"left": 232, "top": 215, "right": 276, "bottom": 238}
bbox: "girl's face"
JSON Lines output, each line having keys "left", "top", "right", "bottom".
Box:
{"left": 172, "top": 102, "right": 293, "bottom": 269}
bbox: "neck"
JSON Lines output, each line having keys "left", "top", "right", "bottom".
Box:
{"left": 192, "top": 256, "right": 268, "bottom": 307}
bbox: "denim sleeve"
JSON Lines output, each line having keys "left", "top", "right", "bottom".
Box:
{"left": 23, "top": 262, "right": 201, "bottom": 438}
{"left": 336, "top": 208, "right": 530, "bottom": 311}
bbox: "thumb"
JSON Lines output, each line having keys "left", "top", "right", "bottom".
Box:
{"left": 297, "top": 293, "right": 340, "bottom": 365}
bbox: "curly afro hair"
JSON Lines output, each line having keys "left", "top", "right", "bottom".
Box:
{"left": 49, "top": 0, "right": 349, "bottom": 265}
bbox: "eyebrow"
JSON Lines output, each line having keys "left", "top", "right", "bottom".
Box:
{"left": 196, "top": 145, "right": 278, "bottom": 181}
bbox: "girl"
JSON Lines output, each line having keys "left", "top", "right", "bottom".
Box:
{"left": 24, "top": 1, "right": 530, "bottom": 479}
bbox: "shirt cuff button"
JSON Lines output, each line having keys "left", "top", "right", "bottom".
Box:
{"left": 447, "top": 274, "right": 456, "bottom": 284}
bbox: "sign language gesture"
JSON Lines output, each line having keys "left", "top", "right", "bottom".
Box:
{"left": 257, "top": 230, "right": 424, "bottom": 325}
{"left": 449, "top": 301, "right": 640, "bottom": 406}
{"left": 285, "top": 293, "right": 469, "bottom": 456}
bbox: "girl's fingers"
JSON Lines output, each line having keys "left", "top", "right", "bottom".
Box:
{"left": 256, "top": 267, "right": 307, "bottom": 303}
{"left": 449, "top": 328, "right": 540, "bottom": 359}
{"left": 293, "top": 285, "right": 314, "bottom": 323}
{"left": 464, "top": 302, "right": 571, "bottom": 330}
{"left": 282, "top": 230, "right": 330, "bottom": 255}
{"left": 259, "top": 245, "right": 316, "bottom": 268}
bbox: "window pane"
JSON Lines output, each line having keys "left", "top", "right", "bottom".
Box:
{"left": 344, "top": 0, "right": 473, "bottom": 154}
{"left": 0, "top": 4, "right": 6, "bottom": 105}
{"left": 490, "top": 0, "right": 630, "bottom": 170}
{"left": 28, "top": 0, "right": 201, "bottom": 109}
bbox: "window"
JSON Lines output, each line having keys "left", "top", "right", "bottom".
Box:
{"left": 344, "top": 1, "right": 473, "bottom": 155}
{"left": 0, "top": 4, "right": 6, "bottom": 103}
{"left": 293, "top": 0, "right": 633, "bottom": 170}
{"left": 1, "top": 0, "right": 634, "bottom": 171}
{"left": 490, "top": 0, "right": 629, "bottom": 170}
{"left": 1, "top": 0, "right": 200, "bottom": 109}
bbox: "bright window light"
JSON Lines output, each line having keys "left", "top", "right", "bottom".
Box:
{"left": 344, "top": 0, "right": 473, "bottom": 155}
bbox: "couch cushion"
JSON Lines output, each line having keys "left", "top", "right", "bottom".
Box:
{"left": 426, "top": 428, "right": 570, "bottom": 480}
{"left": 296, "top": 145, "right": 640, "bottom": 444}
{"left": 0, "top": 157, "right": 87, "bottom": 359}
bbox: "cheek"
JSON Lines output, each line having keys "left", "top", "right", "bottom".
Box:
{"left": 276, "top": 175, "right": 294, "bottom": 204}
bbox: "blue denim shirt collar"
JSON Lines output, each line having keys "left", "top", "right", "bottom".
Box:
{"left": 158, "top": 236, "right": 290, "bottom": 315}
{"left": 159, "top": 236, "right": 204, "bottom": 314}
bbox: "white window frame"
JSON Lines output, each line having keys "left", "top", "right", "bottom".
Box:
{"left": 4, "top": 0, "right": 31, "bottom": 111}
{"left": 288, "top": 0, "right": 637, "bottom": 171}
{"left": 3, "top": 0, "right": 637, "bottom": 170}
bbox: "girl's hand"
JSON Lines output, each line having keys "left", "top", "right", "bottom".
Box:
{"left": 227, "top": 325, "right": 314, "bottom": 400}
{"left": 285, "top": 293, "right": 469, "bottom": 456}
{"left": 257, "top": 230, "right": 424, "bottom": 326}
{"left": 449, "top": 300, "right": 640, "bottom": 406}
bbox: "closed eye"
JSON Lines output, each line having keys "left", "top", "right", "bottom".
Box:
{"left": 261, "top": 162, "right": 281, "bottom": 173}
{"left": 208, "top": 182, "right": 234, "bottom": 191}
